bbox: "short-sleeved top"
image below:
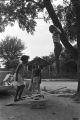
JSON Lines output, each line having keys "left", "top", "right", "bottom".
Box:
{"left": 52, "top": 32, "right": 60, "bottom": 43}
{"left": 16, "top": 63, "right": 26, "bottom": 77}
{"left": 15, "top": 63, "right": 26, "bottom": 86}
{"left": 33, "top": 68, "right": 41, "bottom": 77}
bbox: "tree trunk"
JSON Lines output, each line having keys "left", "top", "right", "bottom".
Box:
{"left": 77, "top": 51, "right": 80, "bottom": 93}
{"left": 73, "top": 1, "right": 80, "bottom": 93}
{"left": 43, "top": 0, "right": 77, "bottom": 58}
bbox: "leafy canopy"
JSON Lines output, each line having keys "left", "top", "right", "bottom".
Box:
{"left": 56, "top": 0, "right": 77, "bottom": 42}
{"left": 0, "top": 0, "right": 44, "bottom": 34}
{"left": 0, "top": 36, "right": 25, "bottom": 68}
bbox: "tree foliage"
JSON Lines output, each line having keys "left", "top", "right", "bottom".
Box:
{"left": 0, "top": 36, "right": 25, "bottom": 69}
{"left": 0, "top": 0, "right": 44, "bottom": 34}
{"left": 61, "top": 48, "right": 75, "bottom": 63}
{"left": 42, "top": 52, "right": 55, "bottom": 64}
{"left": 56, "top": 0, "right": 77, "bottom": 41}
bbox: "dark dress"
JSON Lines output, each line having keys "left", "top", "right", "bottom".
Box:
{"left": 32, "top": 68, "right": 41, "bottom": 92}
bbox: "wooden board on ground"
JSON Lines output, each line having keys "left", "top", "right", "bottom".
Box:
{"left": 30, "top": 93, "right": 44, "bottom": 99}
{"left": 30, "top": 98, "right": 47, "bottom": 109}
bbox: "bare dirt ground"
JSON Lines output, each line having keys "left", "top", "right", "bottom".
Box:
{"left": 0, "top": 91, "right": 80, "bottom": 120}
{"left": 0, "top": 81, "right": 80, "bottom": 120}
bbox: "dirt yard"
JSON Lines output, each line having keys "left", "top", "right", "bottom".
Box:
{"left": 0, "top": 81, "right": 80, "bottom": 120}
{"left": 0, "top": 91, "right": 80, "bottom": 120}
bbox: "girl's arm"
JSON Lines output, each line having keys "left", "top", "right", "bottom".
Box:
{"left": 54, "top": 26, "right": 61, "bottom": 34}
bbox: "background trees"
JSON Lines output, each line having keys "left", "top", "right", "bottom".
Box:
{"left": 0, "top": 36, "right": 25, "bottom": 69}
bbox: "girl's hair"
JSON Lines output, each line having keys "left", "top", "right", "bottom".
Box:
{"left": 49, "top": 25, "right": 58, "bottom": 33}
{"left": 21, "top": 55, "right": 29, "bottom": 62}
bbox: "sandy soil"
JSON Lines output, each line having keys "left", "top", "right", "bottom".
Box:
{"left": 0, "top": 91, "right": 80, "bottom": 120}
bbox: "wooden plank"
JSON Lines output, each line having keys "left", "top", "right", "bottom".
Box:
{"left": 30, "top": 98, "right": 47, "bottom": 109}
